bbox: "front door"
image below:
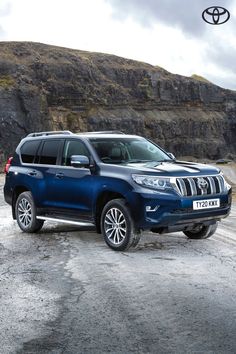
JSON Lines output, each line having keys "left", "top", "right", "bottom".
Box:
{"left": 45, "top": 139, "right": 95, "bottom": 221}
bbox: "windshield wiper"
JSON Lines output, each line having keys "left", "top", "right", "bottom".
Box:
{"left": 159, "top": 159, "right": 176, "bottom": 163}
{"left": 127, "top": 159, "right": 154, "bottom": 163}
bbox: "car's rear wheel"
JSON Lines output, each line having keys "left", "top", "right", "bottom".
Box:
{"left": 15, "top": 191, "right": 44, "bottom": 233}
{"left": 101, "top": 199, "right": 141, "bottom": 251}
{"left": 183, "top": 223, "right": 218, "bottom": 239}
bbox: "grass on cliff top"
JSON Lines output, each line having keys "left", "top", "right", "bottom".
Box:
{"left": 191, "top": 74, "right": 211, "bottom": 84}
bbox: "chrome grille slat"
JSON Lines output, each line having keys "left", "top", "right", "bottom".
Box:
{"left": 216, "top": 175, "right": 224, "bottom": 193}
{"left": 178, "top": 178, "right": 188, "bottom": 196}
{"left": 188, "top": 178, "right": 197, "bottom": 196}
{"left": 176, "top": 175, "right": 225, "bottom": 197}
{"left": 207, "top": 176, "right": 216, "bottom": 194}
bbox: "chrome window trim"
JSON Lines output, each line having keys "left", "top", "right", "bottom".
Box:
{"left": 19, "top": 162, "right": 90, "bottom": 171}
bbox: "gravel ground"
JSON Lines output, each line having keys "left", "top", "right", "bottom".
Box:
{"left": 0, "top": 174, "right": 235, "bottom": 354}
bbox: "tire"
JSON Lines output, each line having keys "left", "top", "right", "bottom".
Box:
{"left": 101, "top": 198, "right": 141, "bottom": 251}
{"left": 183, "top": 223, "right": 218, "bottom": 239}
{"left": 15, "top": 191, "right": 44, "bottom": 233}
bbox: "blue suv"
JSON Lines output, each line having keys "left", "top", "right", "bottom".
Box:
{"left": 4, "top": 131, "right": 232, "bottom": 251}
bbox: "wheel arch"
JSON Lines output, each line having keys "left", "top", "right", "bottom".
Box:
{"left": 95, "top": 190, "right": 127, "bottom": 233}
{"left": 12, "top": 185, "right": 30, "bottom": 219}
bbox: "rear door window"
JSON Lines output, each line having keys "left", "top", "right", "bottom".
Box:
{"left": 39, "top": 140, "right": 62, "bottom": 165}
{"left": 21, "top": 140, "right": 41, "bottom": 163}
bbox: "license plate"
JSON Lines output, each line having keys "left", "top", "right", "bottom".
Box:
{"left": 193, "top": 199, "right": 220, "bottom": 210}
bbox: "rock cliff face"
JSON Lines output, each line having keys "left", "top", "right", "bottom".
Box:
{"left": 0, "top": 41, "right": 236, "bottom": 164}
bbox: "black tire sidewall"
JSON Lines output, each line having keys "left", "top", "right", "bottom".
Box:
{"left": 184, "top": 223, "right": 217, "bottom": 239}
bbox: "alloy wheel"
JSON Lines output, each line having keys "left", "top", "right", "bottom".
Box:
{"left": 18, "top": 198, "right": 32, "bottom": 228}
{"left": 104, "top": 207, "right": 127, "bottom": 245}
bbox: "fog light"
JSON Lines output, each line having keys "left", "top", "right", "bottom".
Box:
{"left": 146, "top": 205, "right": 159, "bottom": 212}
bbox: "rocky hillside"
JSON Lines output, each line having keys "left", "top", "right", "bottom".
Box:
{"left": 0, "top": 41, "right": 236, "bottom": 164}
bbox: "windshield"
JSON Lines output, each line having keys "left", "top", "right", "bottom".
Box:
{"left": 89, "top": 137, "right": 172, "bottom": 164}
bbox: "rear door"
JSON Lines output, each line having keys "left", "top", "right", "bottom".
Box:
{"left": 35, "top": 138, "right": 64, "bottom": 209}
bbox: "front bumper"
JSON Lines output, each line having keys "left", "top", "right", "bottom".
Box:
{"left": 131, "top": 188, "right": 232, "bottom": 231}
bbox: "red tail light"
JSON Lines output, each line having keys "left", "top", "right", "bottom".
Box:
{"left": 4, "top": 157, "right": 13, "bottom": 174}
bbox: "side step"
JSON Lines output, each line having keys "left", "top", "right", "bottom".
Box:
{"left": 36, "top": 216, "right": 94, "bottom": 227}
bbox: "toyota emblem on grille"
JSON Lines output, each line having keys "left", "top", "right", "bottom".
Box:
{"left": 197, "top": 178, "right": 208, "bottom": 190}
{"left": 202, "top": 7, "right": 230, "bottom": 25}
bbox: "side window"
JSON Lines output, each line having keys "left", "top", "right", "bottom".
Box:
{"left": 62, "top": 140, "right": 90, "bottom": 166}
{"left": 21, "top": 140, "right": 41, "bottom": 163}
{"left": 39, "top": 140, "right": 61, "bottom": 165}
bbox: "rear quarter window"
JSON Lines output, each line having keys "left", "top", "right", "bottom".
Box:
{"left": 20, "top": 140, "right": 41, "bottom": 163}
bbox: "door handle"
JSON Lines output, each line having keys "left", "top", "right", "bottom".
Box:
{"left": 28, "top": 170, "right": 37, "bottom": 176}
{"left": 55, "top": 173, "right": 64, "bottom": 179}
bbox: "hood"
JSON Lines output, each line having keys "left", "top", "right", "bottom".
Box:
{"left": 124, "top": 160, "right": 220, "bottom": 177}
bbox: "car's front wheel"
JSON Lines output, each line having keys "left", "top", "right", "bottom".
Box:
{"left": 15, "top": 191, "right": 44, "bottom": 233}
{"left": 183, "top": 223, "right": 218, "bottom": 239}
{"left": 101, "top": 199, "right": 141, "bottom": 251}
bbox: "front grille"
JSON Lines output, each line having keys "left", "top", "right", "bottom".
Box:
{"left": 176, "top": 175, "right": 225, "bottom": 197}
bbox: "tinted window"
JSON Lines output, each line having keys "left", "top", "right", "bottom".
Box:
{"left": 39, "top": 140, "right": 61, "bottom": 165}
{"left": 89, "top": 138, "right": 171, "bottom": 164}
{"left": 62, "top": 140, "right": 90, "bottom": 166}
{"left": 21, "top": 140, "right": 41, "bottom": 163}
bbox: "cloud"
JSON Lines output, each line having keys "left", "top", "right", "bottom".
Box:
{"left": 106, "top": 0, "right": 234, "bottom": 37}
{"left": 203, "top": 40, "right": 236, "bottom": 89}
{"left": 208, "top": 45, "right": 236, "bottom": 74}
{"left": 0, "top": 26, "right": 5, "bottom": 37}
{"left": 0, "top": 1, "right": 11, "bottom": 38}
{"left": 0, "top": 1, "right": 11, "bottom": 16}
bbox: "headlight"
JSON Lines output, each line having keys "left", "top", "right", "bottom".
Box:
{"left": 132, "top": 174, "right": 173, "bottom": 190}
{"left": 220, "top": 172, "right": 231, "bottom": 191}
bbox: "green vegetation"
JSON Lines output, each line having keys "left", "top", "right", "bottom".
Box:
{"left": 0, "top": 75, "right": 15, "bottom": 88}
{"left": 191, "top": 74, "right": 210, "bottom": 84}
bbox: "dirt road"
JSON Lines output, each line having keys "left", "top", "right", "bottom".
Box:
{"left": 0, "top": 175, "right": 235, "bottom": 353}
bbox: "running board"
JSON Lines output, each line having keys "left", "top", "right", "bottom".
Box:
{"left": 36, "top": 216, "right": 94, "bottom": 227}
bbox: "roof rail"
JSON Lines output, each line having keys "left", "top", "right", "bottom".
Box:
{"left": 77, "top": 131, "right": 125, "bottom": 135}
{"left": 27, "top": 130, "right": 73, "bottom": 137}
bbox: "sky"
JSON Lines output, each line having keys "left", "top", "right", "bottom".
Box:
{"left": 0, "top": 0, "right": 236, "bottom": 89}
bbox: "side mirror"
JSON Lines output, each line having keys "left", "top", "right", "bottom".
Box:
{"left": 71, "top": 155, "right": 90, "bottom": 168}
{"left": 167, "top": 152, "right": 176, "bottom": 160}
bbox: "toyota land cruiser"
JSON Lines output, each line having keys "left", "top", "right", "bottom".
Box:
{"left": 4, "top": 131, "right": 232, "bottom": 251}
